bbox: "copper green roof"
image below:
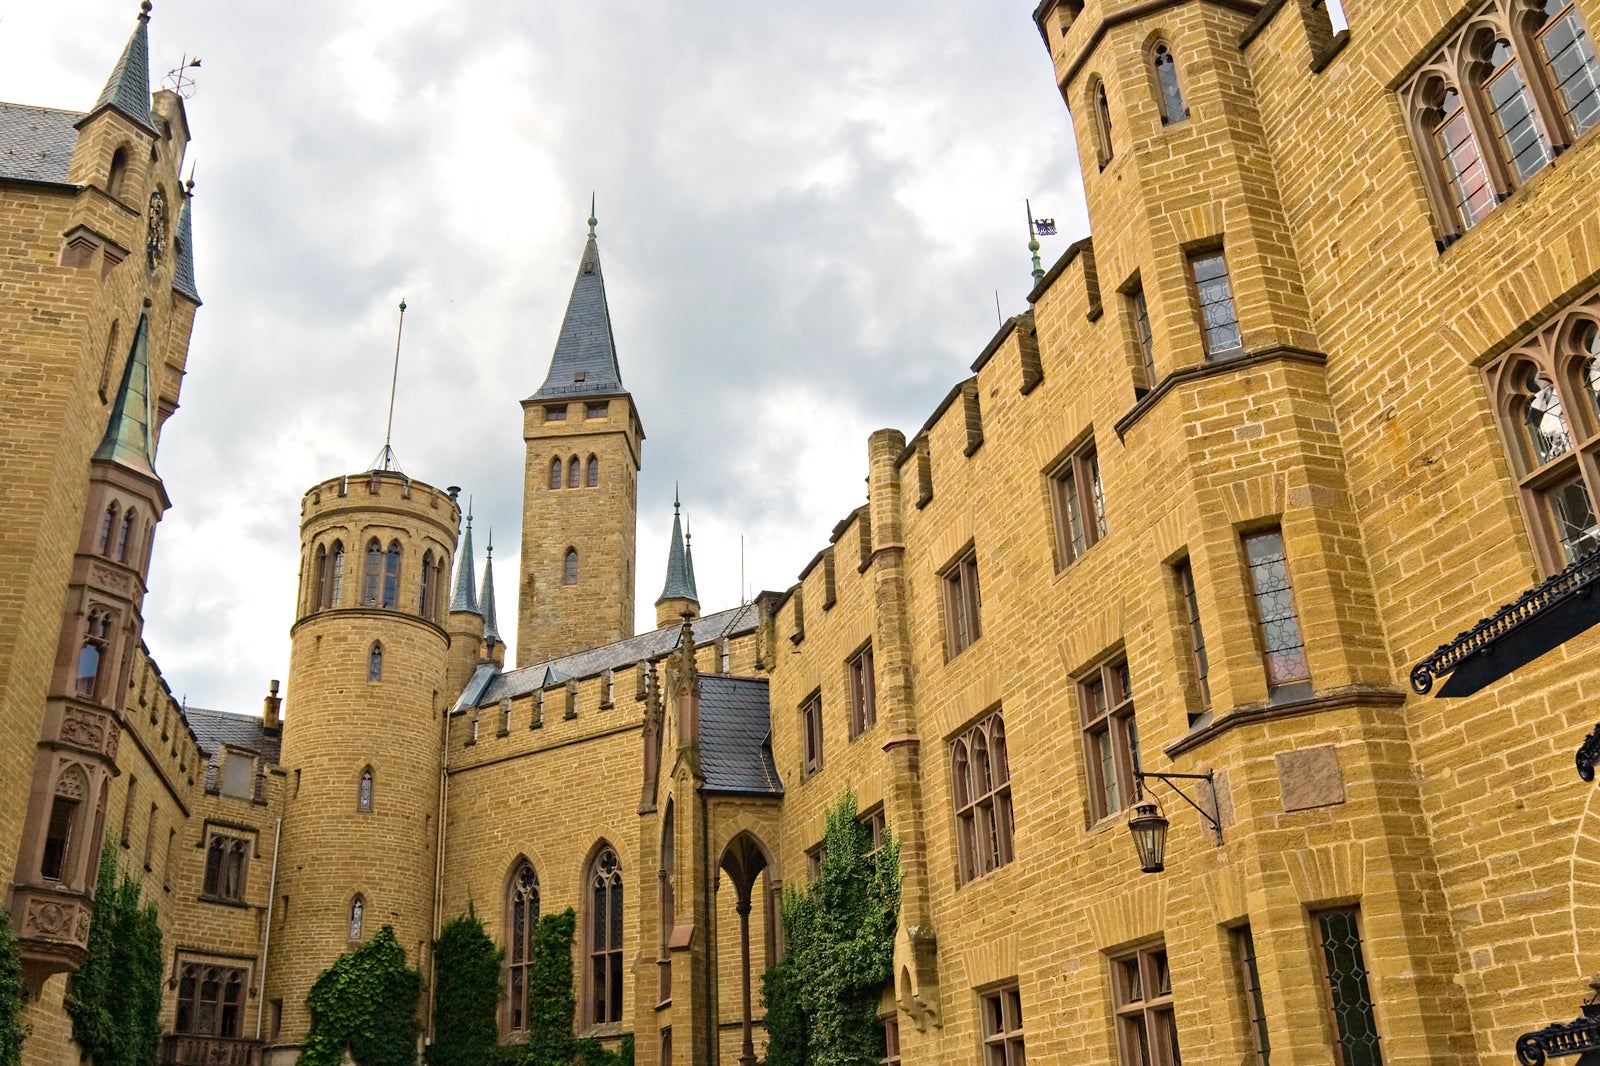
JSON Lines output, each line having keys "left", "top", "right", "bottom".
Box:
{"left": 79, "top": 5, "right": 156, "bottom": 136}
{"left": 531, "top": 224, "right": 624, "bottom": 400}
{"left": 93, "top": 314, "right": 157, "bottom": 474}
{"left": 451, "top": 511, "right": 480, "bottom": 614}
{"left": 656, "top": 496, "right": 699, "bottom": 606}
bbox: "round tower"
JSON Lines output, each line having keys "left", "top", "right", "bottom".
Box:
{"left": 266, "top": 470, "right": 459, "bottom": 1059}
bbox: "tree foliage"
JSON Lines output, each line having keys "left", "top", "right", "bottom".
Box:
{"left": 0, "top": 904, "right": 26, "bottom": 1066}
{"left": 574, "top": 1034, "right": 634, "bottom": 1066}
{"left": 762, "top": 791, "right": 900, "bottom": 1066}
{"left": 67, "top": 845, "right": 163, "bottom": 1066}
{"left": 301, "top": 926, "right": 422, "bottom": 1066}
{"left": 428, "top": 907, "right": 503, "bottom": 1066}
{"left": 521, "top": 909, "right": 577, "bottom": 1066}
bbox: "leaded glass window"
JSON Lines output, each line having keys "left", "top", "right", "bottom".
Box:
{"left": 951, "top": 711, "right": 1014, "bottom": 883}
{"left": 1081, "top": 658, "right": 1138, "bottom": 821}
{"left": 1189, "top": 251, "right": 1243, "bottom": 355}
{"left": 508, "top": 862, "right": 540, "bottom": 1031}
{"left": 1314, "top": 908, "right": 1383, "bottom": 1066}
{"left": 980, "top": 984, "right": 1026, "bottom": 1066}
{"left": 1244, "top": 530, "right": 1312, "bottom": 702}
{"left": 175, "top": 963, "right": 246, "bottom": 1037}
{"left": 1434, "top": 88, "right": 1497, "bottom": 229}
{"left": 1112, "top": 943, "right": 1181, "bottom": 1066}
{"left": 362, "top": 540, "right": 382, "bottom": 606}
{"left": 589, "top": 846, "right": 624, "bottom": 1024}
{"left": 1153, "top": 44, "right": 1188, "bottom": 124}
{"left": 1235, "top": 926, "right": 1271, "bottom": 1066}
{"left": 1481, "top": 39, "right": 1551, "bottom": 182}
{"left": 1537, "top": 0, "right": 1600, "bottom": 137}
{"left": 382, "top": 541, "right": 401, "bottom": 608}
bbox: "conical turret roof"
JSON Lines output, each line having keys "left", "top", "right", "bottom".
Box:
{"left": 451, "top": 510, "right": 480, "bottom": 614}
{"left": 531, "top": 213, "right": 624, "bottom": 400}
{"left": 80, "top": 4, "right": 156, "bottom": 135}
{"left": 656, "top": 494, "right": 699, "bottom": 606}
{"left": 172, "top": 187, "right": 200, "bottom": 303}
{"left": 481, "top": 533, "right": 501, "bottom": 647}
{"left": 92, "top": 314, "right": 157, "bottom": 475}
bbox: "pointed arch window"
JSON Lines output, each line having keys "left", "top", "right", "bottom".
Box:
{"left": 358, "top": 767, "right": 374, "bottom": 811}
{"left": 326, "top": 541, "right": 345, "bottom": 608}
{"left": 368, "top": 642, "right": 384, "bottom": 683}
{"left": 420, "top": 550, "right": 436, "bottom": 619}
{"left": 203, "top": 834, "right": 250, "bottom": 901}
{"left": 313, "top": 544, "right": 329, "bottom": 611}
{"left": 41, "top": 767, "right": 87, "bottom": 882}
{"left": 587, "top": 846, "right": 624, "bottom": 1025}
{"left": 76, "top": 611, "right": 111, "bottom": 699}
{"left": 348, "top": 896, "right": 365, "bottom": 941}
{"left": 1091, "top": 78, "right": 1114, "bottom": 168}
{"left": 99, "top": 503, "right": 119, "bottom": 556}
{"left": 1536, "top": 0, "right": 1600, "bottom": 137}
{"left": 658, "top": 804, "right": 675, "bottom": 1001}
{"left": 507, "top": 861, "right": 541, "bottom": 1031}
{"left": 382, "top": 541, "right": 402, "bottom": 608}
{"left": 564, "top": 548, "right": 579, "bottom": 586}
{"left": 951, "top": 710, "right": 1014, "bottom": 884}
{"left": 550, "top": 457, "right": 563, "bottom": 490}
{"left": 362, "top": 539, "right": 383, "bottom": 606}
{"left": 116, "top": 509, "right": 137, "bottom": 562}
{"left": 175, "top": 962, "right": 246, "bottom": 1038}
{"left": 106, "top": 147, "right": 129, "bottom": 200}
{"left": 568, "top": 456, "right": 581, "bottom": 488}
{"left": 1153, "top": 44, "right": 1188, "bottom": 124}
{"left": 1479, "top": 36, "right": 1552, "bottom": 182}
{"left": 586, "top": 455, "right": 599, "bottom": 487}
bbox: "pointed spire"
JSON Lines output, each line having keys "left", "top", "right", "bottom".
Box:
{"left": 481, "top": 531, "right": 501, "bottom": 647}
{"left": 172, "top": 174, "right": 200, "bottom": 304}
{"left": 684, "top": 517, "right": 699, "bottom": 601}
{"left": 530, "top": 206, "right": 624, "bottom": 399}
{"left": 93, "top": 314, "right": 157, "bottom": 474}
{"left": 80, "top": 2, "right": 157, "bottom": 136}
{"left": 656, "top": 492, "right": 700, "bottom": 606}
{"left": 451, "top": 506, "right": 480, "bottom": 614}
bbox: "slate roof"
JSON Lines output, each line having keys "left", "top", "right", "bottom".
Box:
{"left": 0, "top": 103, "right": 84, "bottom": 185}
{"left": 656, "top": 506, "right": 698, "bottom": 605}
{"left": 475, "top": 603, "right": 760, "bottom": 707}
{"left": 84, "top": 13, "right": 156, "bottom": 136}
{"left": 451, "top": 516, "right": 479, "bottom": 613}
{"left": 172, "top": 195, "right": 200, "bottom": 303}
{"left": 185, "top": 706, "right": 282, "bottom": 791}
{"left": 531, "top": 237, "right": 625, "bottom": 399}
{"left": 699, "top": 675, "right": 782, "bottom": 796}
{"left": 480, "top": 542, "right": 501, "bottom": 645}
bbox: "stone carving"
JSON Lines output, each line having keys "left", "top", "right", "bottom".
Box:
{"left": 88, "top": 562, "right": 131, "bottom": 594}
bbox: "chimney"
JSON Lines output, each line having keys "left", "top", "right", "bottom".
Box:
{"left": 263, "top": 680, "right": 282, "bottom": 734}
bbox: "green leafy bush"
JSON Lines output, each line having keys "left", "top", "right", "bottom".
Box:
{"left": 428, "top": 907, "right": 503, "bottom": 1066}
{"left": 0, "top": 905, "right": 26, "bottom": 1066}
{"left": 67, "top": 846, "right": 163, "bottom": 1066}
{"left": 301, "top": 926, "right": 422, "bottom": 1066}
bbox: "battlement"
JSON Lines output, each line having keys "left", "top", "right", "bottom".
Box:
{"left": 300, "top": 470, "right": 461, "bottom": 533}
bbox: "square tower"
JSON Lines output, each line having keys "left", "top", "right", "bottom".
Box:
{"left": 518, "top": 221, "right": 642, "bottom": 665}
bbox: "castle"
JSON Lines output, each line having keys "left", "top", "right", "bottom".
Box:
{"left": 5, "top": 0, "right": 1600, "bottom": 1064}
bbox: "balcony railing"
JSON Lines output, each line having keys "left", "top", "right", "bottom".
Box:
{"left": 160, "top": 1034, "right": 261, "bottom": 1066}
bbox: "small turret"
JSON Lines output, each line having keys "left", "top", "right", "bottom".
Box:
{"left": 77, "top": 1, "right": 157, "bottom": 136}
{"left": 445, "top": 504, "right": 486, "bottom": 695}
{"left": 481, "top": 532, "right": 505, "bottom": 668}
{"left": 655, "top": 489, "right": 700, "bottom": 628}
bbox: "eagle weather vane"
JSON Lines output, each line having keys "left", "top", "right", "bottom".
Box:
{"left": 162, "top": 54, "right": 202, "bottom": 99}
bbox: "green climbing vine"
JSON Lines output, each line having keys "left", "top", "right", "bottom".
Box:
{"left": 574, "top": 1034, "right": 634, "bottom": 1066}
{"left": 0, "top": 903, "right": 26, "bottom": 1066}
{"left": 301, "top": 926, "right": 423, "bottom": 1066}
{"left": 762, "top": 791, "right": 901, "bottom": 1066}
{"left": 521, "top": 908, "right": 577, "bottom": 1066}
{"left": 427, "top": 907, "right": 503, "bottom": 1066}
{"left": 66, "top": 844, "right": 164, "bottom": 1066}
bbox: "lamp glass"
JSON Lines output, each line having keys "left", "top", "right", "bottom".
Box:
{"left": 1127, "top": 800, "right": 1169, "bottom": 874}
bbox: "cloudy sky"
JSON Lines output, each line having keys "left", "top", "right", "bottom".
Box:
{"left": 1, "top": 1, "right": 1085, "bottom": 714}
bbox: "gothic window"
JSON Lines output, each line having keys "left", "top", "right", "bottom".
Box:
{"left": 1152, "top": 43, "right": 1188, "bottom": 124}
{"left": 1244, "top": 529, "right": 1313, "bottom": 702}
{"left": 382, "top": 541, "right": 401, "bottom": 608}
{"left": 951, "top": 710, "right": 1014, "bottom": 884}
{"left": 420, "top": 550, "right": 436, "bottom": 619}
{"left": 507, "top": 861, "right": 540, "bottom": 1031}
{"left": 658, "top": 804, "right": 675, "bottom": 1002}
{"left": 175, "top": 963, "right": 247, "bottom": 1038}
{"left": 349, "top": 896, "right": 365, "bottom": 941}
{"left": 40, "top": 768, "right": 86, "bottom": 882}
{"left": 76, "top": 611, "right": 110, "bottom": 699}
{"left": 203, "top": 834, "right": 250, "bottom": 902}
{"left": 1486, "top": 292, "right": 1600, "bottom": 569}
{"left": 1081, "top": 658, "right": 1139, "bottom": 821}
{"left": 568, "top": 456, "right": 581, "bottom": 488}
{"left": 98, "top": 503, "right": 118, "bottom": 556}
{"left": 586, "top": 455, "right": 599, "bottom": 487}
{"left": 116, "top": 509, "right": 136, "bottom": 562}
{"left": 550, "top": 457, "right": 563, "bottom": 490}
{"left": 313, "top": 544, "right": 328, "bottom": 611}
{"left": 1477, "top": 35, "right": 1552, "bottom": 182}
{"left": 1090, "top": 76, "right": 1114, "bottom": 167}
{"left": 1189, "top": 250, "right": 1243, "bottom": 356}
{"left": 588, "top": 846, "right": 624, "bottom": 1025}
{"left": 362, "top": 539, "right": 383, "bottom": 606}
{"left": 358, "top": 767, "right": 374, "bottom": 812}
{"left": 326, "top": 541, "right": 345, "bottom": 608}
{"left": 106, "top": 147, "right": 129, "bottom": 200}
{"left": 564, "top": 548, "right": 579, "bottom": 586}
{"left": 368, "top": 643, "right": 383, "bottom": 683}
{"left": 1536, "top": 0, "right": 1600, "bottom": 137}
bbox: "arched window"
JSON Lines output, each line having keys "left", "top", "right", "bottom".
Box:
{"left": 1511, "top": 362, "right": 1573, "bottom": 468}
{"left": 658, "top": 804, "right": 675, "bottom": 1001}
{"left": 587, "top": 846, "right": 624, "bottom": 1025}
{"left": 358, "top": 767, "right": 374, "bottom": 811}
{"left": 349, "top": 896, "right": 365, "bottom": 941}
{"left": 507, "top": 861, "right": 541, "bottom": 1031}
{"left": 1430, "top": 83, "right": 1497, "bottom": 231}
{"left": 313, "top": 544, "right": 329, "bottom": 611}
{"left": 1152, "top": 43, "right": 1188, "bottom": 124}
{"left": 1091, "top": 78, "right": 1114, "bottom": 167}
{"left": 175, "top": 963, "right": 245, "bottom": 1038}
{"left": 368, "top": 642, "right": 383, "bottom": 682}
{"left": 383, "top": 541, "right": 402, "bottom": 608}
{"left": 327, "top": 541, "right": 345, "bottom": 608}
{"left": 1477, "top": 34, "right": 1552, "bottom": 183}
{"left": 76, "top": 612, "right": 109, "bottom": 699}
{"left": 568, "top": 456, "right": 581, "bottom": 488}
{"left": 586, "top": 455, "right": 599, "bottom": 487}
{"left": 950, "top": 711, "right": 1014, "bottom": 884}
{"left": 1573, "top": 320, "right": 1600, "bottom": 419}
{"left": 107, "top": 147, "right": 128, "bottom": 200}
{"left": 40, "top": 766, "right": 86, "bottom": 882}
{"left": 420, "top": 550, "right": 436, "bottom": 618}
{"left": 1534, "top": 0, "right": 1600, "bottom": 139}
{"left": 98, "top": 503, "right": 118, "bottom": 556}
{"left": 550, "top": 457, "right": 563, "bottom": 490}
{"left": 116, "top": 509, "right": 136, "bottom": 562}
{"left": 203, "top": 835, "right": 250, "bottom": 901}
{"left": 362, "top": 539, "right": 383, "bottom": 606}
{"left": 563, "top": 548, "right": 579, "bottom": 586}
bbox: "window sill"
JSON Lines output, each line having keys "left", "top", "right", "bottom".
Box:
{"left": 1164, "top": 683, "right": 1406, "bottom": 757}
{"left": 197, "top": 894, "right": 251, "bottom": 910}
{"left": 579, "top": 1023, "right": 624, "bottom": 1040}
{"left": 1051, "top": 539, "right": 1106, "bottom": 583}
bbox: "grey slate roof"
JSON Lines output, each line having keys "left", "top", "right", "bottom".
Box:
{"left": 481, "top": 541, "right": 501, "bottom": 645}
{"left": 84, "top": 13, "right": 156, "bottom": 136}
{"left": 0, "top": 103, "right": 84, "bottom": 184}
{"left": 699, "top": 675, "right": 782, "bottom": 796}
{"left": 92, "top": 315, "right": 157, "bottom": 475}
{"left": 475, "top": 603, "right": 759, "bottom": 706}
{"left": 185, "top": 706, "right": 282, "bottom": 791}
{"left": 172, "top": 195, "right": 200, "bottom": 303}
{"left": 531, "top": 237, "right": 625, "bottom": 399}
{"left": 656, "top": 506, "right": 699, "bottom": 605}
{"left": 451, "top": 516, "right": 479, "bottom": 613}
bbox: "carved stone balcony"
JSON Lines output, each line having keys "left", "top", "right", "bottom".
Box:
{"left": 160, "top": 1034, "right": 263, "bottom": 1066}
{"left": 8, "top": 883, "right": 92, "bottom": 989}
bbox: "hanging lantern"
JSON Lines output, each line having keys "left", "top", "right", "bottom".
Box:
{"left": 1127, "top": 798, "right": 1170, "bottom": 874}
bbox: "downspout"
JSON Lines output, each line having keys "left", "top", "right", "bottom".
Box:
{"left": 701, "top": 788, "right": 714, "bottom": 1066}
{"left": 428, "top": 695, "right": 451, "bottom": 1044}
{"left": 255, "top": 816, "right": 283, "bottom": 1041}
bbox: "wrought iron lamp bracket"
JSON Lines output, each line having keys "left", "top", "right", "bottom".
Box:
{"left": 1135, "top": 770, "right": 1224, "bottom": 847}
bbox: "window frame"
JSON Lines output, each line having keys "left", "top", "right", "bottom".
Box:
{"left": 800, "top": 689, "right": 824, "bottom": 777}
{"left": 1110, "top": 941, "right": 1181, "bottom": 1066}
{"left": 940, "top": 545, "right": 982, "bottom": 658}
{"left": 1080, "top": 657, "right": 1140, "bottom": 823}
{"left": 587, "top": 845, "right": 625, "bottom": 1026}
{"left": 1234, "top": 925, "right": 1271, "bottom": 1066}
{"left": 979, "top": 982, "right": 1027, "bottom": 1066}
{"left": 847, "top": 641, "right": 877, "bottom": 739}
{"left": 506, "top": 860, "right": 541, "bottom": 1032}
{"left": 1241, "top": 528, "right": 1313, "bottom": 703}
{"left": 201, "top": 832, "right": 251, "bottom": 903}
{"left": 1049, "top": 437, "right": 1108, "bottom": 570}
{"left": 949, "top": 710, "right": 1015, "bottom": 885}
{"left": 1174, "top": 558, "right": 1212, "bottom": 722}
{"left": 1187, "top": 248, "right": 1244, "bottom": 357}
{"left": 1311, "top": 906, "right": 1385, "bottom": 1066}
{"left": 174, "top": 960, "right": 249, "bottom": 1038}
{"left": 1151, "top": 42, "right": 1190, "bottom": 125}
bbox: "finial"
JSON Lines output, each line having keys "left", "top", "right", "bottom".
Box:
{"left": 674, "top": 482, "right": 680, "bottom": 512}
{"left": 185, "top": 161, "right": 195, "bottom": 197}
{"left": 588, "top": 193, "right": 598, "bottom": 240}
{"left": 685, "top": 516, "right": 692, "bottom": 547}
{"left": 486, "top": 528, "right": 493, "bottom": 557}
{"left": 399, "top": 298, "right": 407, "bottom": 313}
{"left": 466, "top": 497, "right": 473, "bottom": 526}
{"left": 139, "top": 0, "right": 152, "bottom": 23}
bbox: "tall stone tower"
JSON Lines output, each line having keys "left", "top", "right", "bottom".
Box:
{"left": 267, "top": 470, "right": 460, "bottom": 1056}
{"left": 517, "top": 209, "right": 642, "bottom": 666}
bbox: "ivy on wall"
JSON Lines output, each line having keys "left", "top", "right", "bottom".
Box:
{"left": 301, "top": 926, "right": 423, "bottom": 1066}
{"left": 521, "top": 908, "right": 577, "bottom": 1066}
{"left": 428, "top": 907, "right": 504, "bottom": 1066}
{"left": 763, "top": 791, "right": 901, "bottom": 1066}
{"left": 66, "top": 845, "right": 164, "bottom": 1066}
{"left": 0, "top": 905, "right": 26, "bottom": 1066}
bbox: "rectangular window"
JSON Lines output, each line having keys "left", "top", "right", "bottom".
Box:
{"left": 800, "top": 692, "right": 824, "bottom": 776}
{"left": 1538, "top": 3, "right": 1600, "bottom": 138}
{"left": 1175, "top": 560, "right": 1211, "bottom": 721}
{"left": 848, "top": 643, "right": 877, "bottom": 738}
{"left": 941, "top": 547, "right": 982, "bottom": 656}
{"left": 544, "top": 404, "right": 567, "bottom": 421}
{"left": 1081, "top": 658, "right": 1139, "bottom": 822}
{"left": 806, "top": 843, "right": 825, "bottom": 881}
{"left": 1243, "top": 529, "right": 1312, "bottom": 703}
{"left": 1112, "top": 943, "right": 1181, "bottom": 1066}
{"left": 980, "top": 984, "right": 1026, "bottom": 1066}
{"left": 120, "top": 776, "right": 137, "bottom": 847}
{"left": 1235, "top": 926, "right": 1271, "bottom": 1066}
{"left": 880, "top": 1016, "right": 901, "bottom": 1065}
{"left": 585, "top": 401, "right": 609, "bottom": 419}
{"left": 1131, "top": 285, "right": 1156, "bottom": 387}
{"left": 862, "top": 807, "right": 887, "bottom": 859}
{"left": 1189, "top": 250, "right": 1243, "bottom": 356}
{"left": 1313, "top": 908, "right": 1383, "bottom": 1066}
{"left": 951, "top": 711, "right": 1015, "bottom": 884}
{"left": 41, "top": 796, "right": 78, "bottom": 882}
{"left": 1050, "top": 440, "right": 1107, "bottom": 569}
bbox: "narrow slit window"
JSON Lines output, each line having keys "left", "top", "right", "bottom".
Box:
{"left": 1176, "top": 561, "right": 1211, "bottom": 719}
{"left": 1189, "top": 250, "right": 1243, "bottom": 356}
{"left": 1153, "top": 44, "right": 1188, "bottom": 124}
{"left": 568, "top": 456, "right": 580, "bottom": 488}
{"left": 549, "top": 457, "right": 563, "bottom": 490}
{"left": 1433, "top": 88, "right": 1497, "bottom": 230}
{"left": 1243, "top": 529, "right": 1312, "bottom": 702}
{"left": 564, "top": 548, "right": 579, "bottom": 586}
{"left": 382, "top": 541, "right": 401, "bottom": 608}
{"left": 1314, "top": 908, "right": 1384, "bottom": 1066}
{"left": 368, "top": 642, "right": 384, "bottom": 682}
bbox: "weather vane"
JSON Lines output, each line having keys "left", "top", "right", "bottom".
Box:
{"left": 1027, "top": 199, "right": 1057, "bottom": 282}
{"left": 162, "top": 54, "right": 202, "bottom": 99}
